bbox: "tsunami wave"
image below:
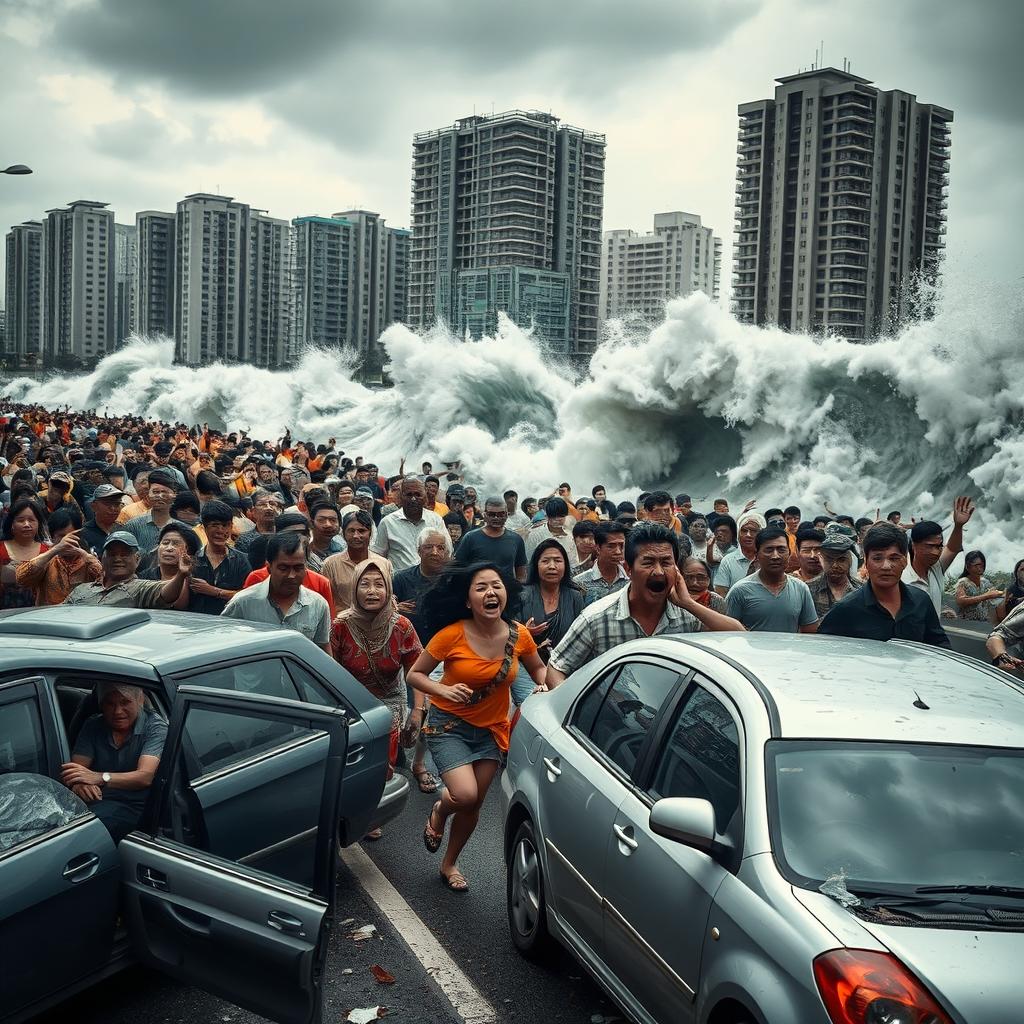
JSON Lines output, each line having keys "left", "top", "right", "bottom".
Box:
{"left": 3, "top": 286, "right": 1023, "bottom": 565}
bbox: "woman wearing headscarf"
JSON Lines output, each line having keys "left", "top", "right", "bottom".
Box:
{"left": 713, "top": 511, "right": 763, "bottom": 595}
{"left": 330, "top": 556, "right": 424, "bottom": 840}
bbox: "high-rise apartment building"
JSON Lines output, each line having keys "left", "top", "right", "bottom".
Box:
{"left": 409, "top": 109, "right": 605, "bottom": 354}
{"left": 114, "top": 223, "right": 137, "bottom": 347}
{"left": 135, "top": 211, "right": 175, "bottom": 338}
{"left": 174, "top": 193, "right": 248, "bottom": 365}
{"left": 291, "top": 210, "right": 410, "bottom": 373}
{"left": 384, "top": 227, "right": 410, "bottom": 327}
{"left": 247, "top": 211, "right": 290, "bottom": 368}
{"left": 292, "top": 214, "right": 352, "bottom": 359}
{"left": 733, "top": 67, "right": 952, "bottom": 339}
{"left": 600, "top": 212, "right": 721, "bottom": 322}
{"left": 40, "top": 200, "right": 115, "bottom": 362}
{"left": 4, "top": 220, "right": 42, "bottom": 360}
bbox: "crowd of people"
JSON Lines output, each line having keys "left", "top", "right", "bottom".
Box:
{"left": 1, "top": 403, "right": 1018, "bottom": 889}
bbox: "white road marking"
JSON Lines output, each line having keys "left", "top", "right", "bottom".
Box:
{"left": 340, "top": 844, "right": 499, "bottom": 1024}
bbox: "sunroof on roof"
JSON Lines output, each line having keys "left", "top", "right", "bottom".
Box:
{"left": 0, "top": 608, "right": 151, "bottom": 641}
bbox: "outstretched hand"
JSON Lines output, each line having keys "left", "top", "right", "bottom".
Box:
{"left": 952, "top": 496, "right": 976, "bottom": 527}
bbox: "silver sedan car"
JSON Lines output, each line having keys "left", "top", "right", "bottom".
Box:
{"left": 501, "top": 632, "right": 1024, "bottom": 1024}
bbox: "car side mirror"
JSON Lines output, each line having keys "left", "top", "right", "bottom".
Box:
{"left": 649, "top": 797, "right": 717, "bottom": 854}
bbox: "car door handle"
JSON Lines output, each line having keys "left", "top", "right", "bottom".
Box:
{"left": 268, "top": 910, "right": 305, "bottom": 936}
{"left": 346, "top": 744, "right": 365, "bottom": 766}
{"left": 138, "top": 865, "right": 169, "bottom": 891}
{"left": 63, "top": 853, "right": 100, "bottom": 883}
{"left": 542, "top": 756, "right": 561, "bottom": 778}
{"left": 613, "top": 824, "right": 639, "bottom": 851}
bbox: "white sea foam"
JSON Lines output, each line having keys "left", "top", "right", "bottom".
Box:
{"left": 4, "top": 285, "right": 1023, "bottom": 566}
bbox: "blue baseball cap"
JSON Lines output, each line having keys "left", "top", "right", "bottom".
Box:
{"left": 101, "top": 531, "right": 140, "bottom": 552}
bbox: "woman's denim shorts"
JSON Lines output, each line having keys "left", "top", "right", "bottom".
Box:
{"left": 424, "top": 707, "right": 503, "bottom": 775}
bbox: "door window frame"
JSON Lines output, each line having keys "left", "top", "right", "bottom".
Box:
{"left": 564, "top": 656, "right": 691, "bottom": 787}
{"left": 0, "top": 676, "right": 64, "bottom": 777}
{"left": 634, "top": 672, "right": 747, "bottom": 869}
{"left": 138, "top": 685, "right": 349, "bottom": 903}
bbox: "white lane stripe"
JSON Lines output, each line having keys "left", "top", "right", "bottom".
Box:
{"left": 340, "top": 844, "right": 498, "bottom": 1024}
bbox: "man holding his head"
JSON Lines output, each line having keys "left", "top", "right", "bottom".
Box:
{"left": 546, "top": 523, "right": 743, "bottom": 687}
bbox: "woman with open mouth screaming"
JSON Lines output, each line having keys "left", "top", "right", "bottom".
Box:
{"left": 407, "top": 561, "right": 547, "bottom": 893}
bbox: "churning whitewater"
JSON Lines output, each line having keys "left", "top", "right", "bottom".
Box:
{"left": 3, "top": 289, "right": 1023, "bottom": 563}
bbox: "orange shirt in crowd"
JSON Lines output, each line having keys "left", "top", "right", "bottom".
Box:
{"left": 426, "top": 621, "right": 537, "bottom": 752}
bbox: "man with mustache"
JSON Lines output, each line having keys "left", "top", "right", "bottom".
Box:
{"left": 545, "top": 522, "right": 743, "bottom": 687}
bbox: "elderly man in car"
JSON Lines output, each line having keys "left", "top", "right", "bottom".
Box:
{"left": 60, "top": 682, "right": 167, "bottom": 842}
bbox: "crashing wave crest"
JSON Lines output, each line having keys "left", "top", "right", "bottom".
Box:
{"left": 3, "top": 286, "right": 1023, "bottom": 565}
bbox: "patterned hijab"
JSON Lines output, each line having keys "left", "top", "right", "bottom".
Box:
{"left": 338, "top": 556, "right": 398, "bottom": 655}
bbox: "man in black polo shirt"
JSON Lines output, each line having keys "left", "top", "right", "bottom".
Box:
{"left": 818, "top": 522, "right": 949, "bottom": 647}
{"left": 188, "top": 499, "right": 252, "bottom": 614}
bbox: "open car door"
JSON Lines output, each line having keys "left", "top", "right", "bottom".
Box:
{"left": 119, "top": 686, "right": 348, "bottom": 1024}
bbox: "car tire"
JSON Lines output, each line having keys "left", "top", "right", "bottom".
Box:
{"left": 507, "top": 818, "right": 553, "bottom": 959}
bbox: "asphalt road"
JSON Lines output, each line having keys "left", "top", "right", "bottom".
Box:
{"left": 31, "top": 768, "right": 620, "bottom": 1024}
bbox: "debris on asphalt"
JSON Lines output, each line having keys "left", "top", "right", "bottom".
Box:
{"left": 340, "top": 918, "right": 356, "bottom": 927}
{"left": 341, "top": 969, "right": 353, "bottom": 976}
{"left": 370, "top": 964, "right": 396, "bottom": 985}
{"left": 344, "top": 1008, "right": 388, "bottom": 1023}
{"left": 347, "top": 924, "right": 378, "bottom": 942}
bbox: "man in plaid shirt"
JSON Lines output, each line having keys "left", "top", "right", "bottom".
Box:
{"left": 546, "top": 523, "right": 743, "bottom": 687}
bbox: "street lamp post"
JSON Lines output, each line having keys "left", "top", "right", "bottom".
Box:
{"left": 1, "top": 165, "right": 32, "bottom": 175}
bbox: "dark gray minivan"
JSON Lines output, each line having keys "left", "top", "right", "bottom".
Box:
{"left": 0, "top": 606, "right": 409, "bottom": 1023}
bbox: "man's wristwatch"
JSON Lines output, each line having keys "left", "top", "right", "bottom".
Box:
{"left": 993, "top": 654, "right": 1012, "bottom": 666}
{"left": 101, "top": 772, "right": 111, "bottom": 786}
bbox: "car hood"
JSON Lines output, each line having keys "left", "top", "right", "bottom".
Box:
{"left": 854, "top": 922, "right": 1023, "bottom": 1023}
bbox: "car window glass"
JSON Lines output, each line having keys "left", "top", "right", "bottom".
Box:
{"left": 183, "top": 660, "right": 300, "bottom": 700}
{"left": 650, "top": 681, "right": 740, "bottom": 834}
{"left": 0, "top": 697, "right": 46, "bottom": 776}
{"left": 571, "top": 667, "right": 619, "bottom": 736}
{"left": 0, "top": 774, "right": 87, "bottom": 852}
{"left": 166, "top": 704, "right": 327, "bottom": 888}
{"left": 588, "top": 663, "right": 680, "bottom": 777}
{"left": 286, "top": 661, "right": 336, "bottom": 707}
{"left": 185, "top": 701, "right": 318, "bottom": 776}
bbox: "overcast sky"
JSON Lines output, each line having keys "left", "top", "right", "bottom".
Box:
{"left": 1, "top": 0, "right": 1020, "bottom": 305}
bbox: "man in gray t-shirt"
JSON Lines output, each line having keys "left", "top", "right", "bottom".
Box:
{"left": 61, "top": 682, "right": 167, "bottom": 842}
{"left": 725, "top": 527, "right": 818, "bottom": 633}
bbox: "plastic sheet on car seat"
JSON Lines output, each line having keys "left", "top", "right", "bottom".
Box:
{"left": 0, "top": 773, "right": 87, "bottom": 851}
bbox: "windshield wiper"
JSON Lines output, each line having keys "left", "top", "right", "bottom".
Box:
{"left": 915, "top": 884, "right": 1024, "bottom": 899}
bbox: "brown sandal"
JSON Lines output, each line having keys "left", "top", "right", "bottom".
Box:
{"left": 439, "top": 868, "right": 469, "bottom": 893}
{"left": 423, "top": 801, "right": 444, "bottom": 853}
{"left": 412, "top": 768, "right": 440, "bottom": 793}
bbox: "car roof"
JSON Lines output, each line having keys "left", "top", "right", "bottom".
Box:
{"left": 658, "top": 632, "right": 1024, "bottom": 747}
{"left": 0, "top": 606, "right": 308, "bottom": 674}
